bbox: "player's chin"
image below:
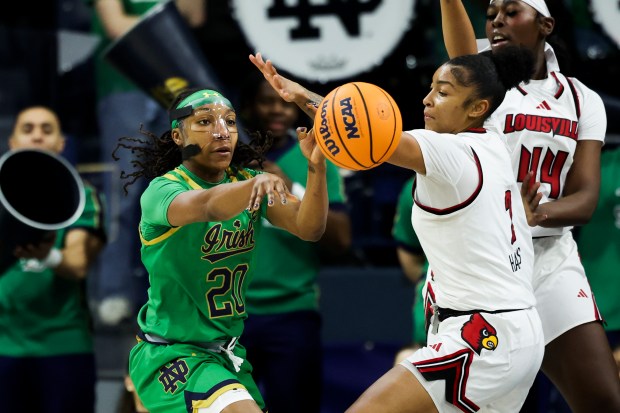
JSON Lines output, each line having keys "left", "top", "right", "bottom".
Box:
{"left": 211, "top": 152, "right": 232, "bottom": 167}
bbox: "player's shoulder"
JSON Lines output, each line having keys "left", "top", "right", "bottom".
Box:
{"left": 559, "top": 73, "right": 603, "bottom": 103}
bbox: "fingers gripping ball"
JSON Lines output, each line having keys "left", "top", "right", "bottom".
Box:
{"left": 313, "top": 82, "right": 402, "bottom": 171}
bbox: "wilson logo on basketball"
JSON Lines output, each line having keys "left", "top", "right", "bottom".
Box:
{"left": 318, "top": 99, "right": 341, "bottom": 156}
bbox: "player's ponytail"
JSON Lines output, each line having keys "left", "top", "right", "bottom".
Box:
{"left": 486, "top": 46, "right": 535, "bottom": 92}
{"left": 446, "top": 46, "right": 534, "bottom": 118}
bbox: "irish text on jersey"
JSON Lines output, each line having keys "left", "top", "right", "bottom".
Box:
{"left": 201, "top": 219, "right": 256, "bottom": 263}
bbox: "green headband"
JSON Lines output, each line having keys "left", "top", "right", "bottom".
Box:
{"left": 170, "top": 90, "right": 234, "bottom": 128}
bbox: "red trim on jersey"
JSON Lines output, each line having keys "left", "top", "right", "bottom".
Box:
{"left": 550, "top": 72, "right": 565, "bottom": 99}
{"left": 412, "top": 348, "right": 479, "bottom": 412}
{"left": 465, "top": 128, "right": 486, "bottom": 134}
{"left": 565, "top": 76, "right": 581, "bottom": 119}
{"left": 516, "top": 84, "right": 528, "bottom": 96}
{"left": 587, "top": 281, "right": 604, "bottom": 323}
{"left": 413, "top": 149, "right": 483, "bottom": 216}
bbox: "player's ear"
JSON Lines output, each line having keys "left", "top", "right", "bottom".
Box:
{"left": 470, "top": 99, "right": 489, "bottom": 119}
{"left": 538, "top": 16, "right": 554, "bottom": 37}
{"left": 171, "top": 128, "right": 183, "bottom": 146}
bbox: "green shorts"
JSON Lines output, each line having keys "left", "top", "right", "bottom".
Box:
{"left": 129, "top": 340, "right": 265, "bottom": 412}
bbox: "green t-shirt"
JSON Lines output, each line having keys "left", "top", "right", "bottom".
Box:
{"left": 246, "top": 139, "right": 347, "bottom": 314}
{"left": 137, "top": 165, "right": 265, "bottom": 342}
{"left": 86, "top": 0, "right": 162, "bottom": 100}
{"left": 392, "top": 176, "right": 427, "bottom": 344}
{"left": 0, "top": 181, "right": 106, "bottom": 357}
{"left": 577, "top": 146, "right": 620, "bottom": 331}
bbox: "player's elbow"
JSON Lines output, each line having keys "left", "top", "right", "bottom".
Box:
{"left": 299, "top": 224, "right": 327, "bottom": 242}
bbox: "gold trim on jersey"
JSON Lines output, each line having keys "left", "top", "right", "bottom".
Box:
{"left": 140, "top": 226, "right": 181, "bottom": 245}
{"left": 191, "top": 383, "right": 248, "bottom": 410}
{"left": 141, "top": 166, "right": 256, "bottom": 246}
{"left": 171, "top": 168, "right": 202, "bottom": 190}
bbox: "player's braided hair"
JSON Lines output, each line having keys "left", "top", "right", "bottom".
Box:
{"left": 447, "top": 45, "right": 535, "bottom": 117}
{"left": 112, "top": 88, "right": 272, "bottom": 194}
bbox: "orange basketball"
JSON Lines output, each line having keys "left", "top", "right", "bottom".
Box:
{"left": 313, "top": 82, "right": 402, "bottom": 171}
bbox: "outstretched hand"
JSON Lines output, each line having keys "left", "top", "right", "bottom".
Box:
{"left": 249, "top": 53, "right": 301, "bottom": 102}
{"left": 297, "top": 127, "right": 325, "bottom": 166}
{"left": 249, "top": 53, "right": 322, "bottom": 118}
{"left": 521, "top": 171, "right": 548, "bottom": 227}
{"left": 248, "top": 173, "right": 290, "bottom": 211}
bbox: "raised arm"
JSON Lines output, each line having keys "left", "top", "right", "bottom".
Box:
{"left": 266, "top": 128, "right": 329, "bottom": 242}
{"left": 249, "top": 53, "right": 324, "bottom": 120}
{"left": 440, "top": 0, "right": 478, "bottom": 58}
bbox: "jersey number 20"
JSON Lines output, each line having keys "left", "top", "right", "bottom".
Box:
{"left": 205, "top": 264, "right": 248, "bottom": 318}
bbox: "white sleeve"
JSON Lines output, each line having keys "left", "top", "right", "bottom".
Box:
{"left": 572, "top": 78, "right": 606, "bottom": 143}
{"left": 407, "top": 129, "right": 479, "bottom": 208}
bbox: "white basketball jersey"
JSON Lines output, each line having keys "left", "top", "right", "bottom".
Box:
{"left": 486, "top": 72, "right": 606, "bottom": 237}
{"left": 409, "top": 128, "right": 535, "bottom": 311}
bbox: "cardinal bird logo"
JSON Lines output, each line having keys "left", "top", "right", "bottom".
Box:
{"left": 461, "top": 313, "right": 498, "bottom": 355}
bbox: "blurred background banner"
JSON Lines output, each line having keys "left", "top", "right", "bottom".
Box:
{"left": 231, "top": 0, "right": 416, "bottom": 83}
{"left": 103, "top": 0, "right": 223, "bottom": 109}
{"left": 589, "top": 0, "right": 619, "bottom": 49}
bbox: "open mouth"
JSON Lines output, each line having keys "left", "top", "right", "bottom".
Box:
{"left": 491, "top": 33, "right": 510, "bottom": 47}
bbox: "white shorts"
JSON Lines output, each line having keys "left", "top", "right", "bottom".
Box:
{"left": 401, "top": 308, "right": 544, "bottom": 413}
{"left": 533, "top": 232, "right": 603, "bottom": 344}
{"left": 196, "top": 388, "right": 254, "bottom": 413}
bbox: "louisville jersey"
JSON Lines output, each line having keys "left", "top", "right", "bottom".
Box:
{"left": 409, "top": 128, "right": 535, "bottom": 311}
{"left": 486, "top": 71, "right": 606, "bottom": 237}
{"left": 137, "top": 165, "right": 265, "bottom": 343}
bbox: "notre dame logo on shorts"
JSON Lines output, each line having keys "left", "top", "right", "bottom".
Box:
{"left": 158, "top": 359, "right": 190, "bottom": 393}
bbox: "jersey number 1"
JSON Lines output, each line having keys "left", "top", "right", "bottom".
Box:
{"left": 505, "top": 190, "right": 517, "bottom": 244}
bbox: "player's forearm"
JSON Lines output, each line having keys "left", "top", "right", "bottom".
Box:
{"left": 535, "top": 190, "right": 599, "bottom": 227}
{"left": 296, "top": 162, "right": 328, "bottom": 241}
{"left": 54, "top": 232, "right": 104, "bottom": 281}
{"left": 440, "top": 0, "right": 478, "bottom": 58}
{"left": 200, "top": 179, "right": 262, "bottom": 221}
{"left": 299, "top": 91, "right": 325, "bottom": 120}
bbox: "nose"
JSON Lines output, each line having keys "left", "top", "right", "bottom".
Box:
{"left": 212, "top": 118, "right": 230, "bottom": 140}
{"left": 491, "top": 13, "right": 504, "bottom": 28}
{"left": 422, "top": 92, "right": 432, "bottom": 107}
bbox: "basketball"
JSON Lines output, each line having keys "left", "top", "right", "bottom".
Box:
{"left": 313, "top": 82, "right": 402, "bottom": 171}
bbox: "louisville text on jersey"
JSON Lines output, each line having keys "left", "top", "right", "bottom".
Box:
{"left": 503, "top": 114, "right": 578, "bottom": 140}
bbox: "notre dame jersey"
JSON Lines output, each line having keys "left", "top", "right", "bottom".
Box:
{"left": 137, "top": 164, "right": 265, "bottom": 343}
{"left": 0, "top": 180, "right": 106, "bottom": 356}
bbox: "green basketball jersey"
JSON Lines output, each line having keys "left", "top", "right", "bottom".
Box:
{"left": 245, "top": 140, "right": 347, "bottom": 314}
{"left": 0, "top": 181, "right": 106, "bottom": 356}
{"left": 137, "top": 165, "right": 265, "bottom": 343}
{"left": 577, "top": 146, "right": 620, "bottom": 331}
